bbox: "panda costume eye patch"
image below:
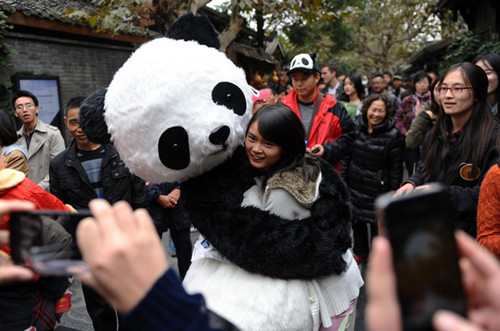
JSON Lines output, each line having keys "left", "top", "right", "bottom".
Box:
{"left": 158, "top": 126, "right": 190, "bottom": 170}
{"left": 212, "top": 82, "right": 246, "bottom": 116}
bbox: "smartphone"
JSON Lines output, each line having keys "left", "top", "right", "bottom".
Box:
{"left": 376, "top": 184, "right": 467, "bottom": 331}
{"left": 9, "top": 210, "right": 92, "bottom": 276}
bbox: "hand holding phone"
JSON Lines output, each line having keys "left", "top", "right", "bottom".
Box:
{"left": 375, "top": 184, "right": 467, "bottom": 331}
{"left": 9, "top": 210, "right": 92, "bottom": 276}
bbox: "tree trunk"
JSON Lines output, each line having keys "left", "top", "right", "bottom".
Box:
{"left": 256, "top": 9, "right": 264, "bottom": 48}
{"left": 219, "top": 2, "right": 245, "bottom": 52}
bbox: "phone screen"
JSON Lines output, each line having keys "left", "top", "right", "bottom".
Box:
{"left": 376, "top": 185, "right": 467, "bottom": 331}
{"left": 9, "top": 210, "right": 92, "bottom": 276}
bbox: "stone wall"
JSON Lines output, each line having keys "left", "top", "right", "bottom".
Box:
{"left": 1, "top": 32, "right": 139, "bottom": 144}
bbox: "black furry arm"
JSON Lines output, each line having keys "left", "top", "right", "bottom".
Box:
{"left": 182, "top": 146, "right": 353, "bottom": 279}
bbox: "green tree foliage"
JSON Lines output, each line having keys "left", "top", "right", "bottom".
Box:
{"left": 282, "top": 0, "right": 467, "bottom": 74}
{"left": 438, "top": 30, "right": 500, "bottom": 72}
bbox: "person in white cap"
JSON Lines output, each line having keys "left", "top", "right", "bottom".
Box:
{"left": 280, "top": 52, "right": 354, "bottom": 172}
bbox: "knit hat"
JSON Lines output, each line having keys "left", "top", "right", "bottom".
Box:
{"left": 287, "top": 53, "right": 320, "bottom": 75}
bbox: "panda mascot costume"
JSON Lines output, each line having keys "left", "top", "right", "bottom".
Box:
{"left": 79, "top": 13, "right": 363, "bottom": 331}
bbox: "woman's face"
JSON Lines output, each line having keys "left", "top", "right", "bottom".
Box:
{"left": 475, "top": 59, "right": 499, "bottom": 97}
{"left": 366, "top": 99, "right": 387, "bottom": 128}
{"left": 432, "top": 83, "right": 442, "bottom": 107}
{"left": 439, "top": 70, "right": 474, "bottom": 117}
{"left": 343, "top": 77, "right": 356, "bottom": 97}
{"left": 245, "top": 121, "right": 283, "bottom": 172}
{"left": 415, "top": 77, "right": 430, "bottom": 94}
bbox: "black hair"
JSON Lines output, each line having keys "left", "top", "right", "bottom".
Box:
{"left": 422, "top": 62, "right": 497, "bottom": 182}
{"left": 11, "top": 90, "right": 38, "bottom": 109}
{"left": 246, "top": 103, "right": 320, "bottom": 179}
{"left": 473, "top": 53, "right": 500, "bottom": 107}
{"left": 340, "top": 74, "right": 365, "bottom": 102}
{"left": 371, "top": 73, "right": 384, "bottom": 80}
{"left": 361, "top": 93, "right": 393, "bottom": 117}
{"left": 411, "top": 71, "right": 432, "bottom": 94}
{"left": 64, "top": 96, "right": 86, "bottom": 116}
{"left": 0, "top": 111, "right": 19, "bottom": 147}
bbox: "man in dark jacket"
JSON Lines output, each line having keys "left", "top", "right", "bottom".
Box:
{"left": 281, "top": 52, "right": 355, "bottom": 172}
{"left": 49, "top": 96, "right": 147, "bottom": 331}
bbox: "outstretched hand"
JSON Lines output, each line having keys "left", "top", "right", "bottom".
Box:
{"left": 76, "top": 200, "right": 169, "bottom": 313}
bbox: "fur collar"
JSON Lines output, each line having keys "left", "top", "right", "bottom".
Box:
{"left": 266, "top": 166, "right": 320, "bottom": 205}
{"left": 182, "top": 146, "right": 352, "bottom": 279}
{"left": 0, "top": 169, "right": 25, "bottom": 191}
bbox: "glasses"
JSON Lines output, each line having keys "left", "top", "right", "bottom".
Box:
{"left": 15, "top": 103, "right": 35, "bottom": 110}
{"left": 437, "top": 86, "right": 473, "bottom": 96}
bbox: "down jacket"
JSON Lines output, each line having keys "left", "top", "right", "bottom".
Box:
{"left": 49, "top": 141, "right": 147, "bottom": 211}
{"left": 342, "top": 115, "right": 403, "bottom": 224}
{"left": 281, "top": 89, "right": 355, "bottom": 171}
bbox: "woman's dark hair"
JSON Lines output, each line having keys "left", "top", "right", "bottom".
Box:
{"left": 360, "top": 93, "right": 393, "bottom": 117}
{"left": 411, "top": 71, "right": 432, "bottom": 94}
{"left": 422, "top": 62, "right": 497, "bottom": 182}
{"left": 0, "top": 112, "right": 19, "bottom": 147}
{"left": 339, "top": 74, "right": 365, "bottom": 102}
{"left": 246, "top": 103, "right": 320, "bottom": 178}
{"left": 473, "top": 53, "right": 500, "bottom": 106}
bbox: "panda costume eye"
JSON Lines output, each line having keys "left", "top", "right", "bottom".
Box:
{"left": 158, "top": 126, "right": 190, "bottom": 170}
{"left": 212, "top": 82, "right": 246, "bottom": 116}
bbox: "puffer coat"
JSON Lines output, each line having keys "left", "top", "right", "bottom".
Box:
{"left": 342, "top": 115, "right": 403, "bottom": 223}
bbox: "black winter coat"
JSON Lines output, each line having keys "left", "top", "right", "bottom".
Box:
{"left": 407, "top": 126, "right": 499, "bottom": 236}
{"left": 342, "top": 115, "right": 403, "bottom": 223}
{"left": 49, "top": 141, "right": 147, "bottom": 210}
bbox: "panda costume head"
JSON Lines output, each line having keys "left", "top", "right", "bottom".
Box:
{"left": 79, "top": 13, "right": 253, "bottom": 184}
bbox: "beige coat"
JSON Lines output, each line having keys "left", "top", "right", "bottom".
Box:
{"left": 16, "top": 119, "right": 65, "bottom": 191}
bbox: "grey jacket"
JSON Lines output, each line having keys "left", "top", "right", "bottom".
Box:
{"left": 16, "top": 119, "right": 65, "bottom": 191}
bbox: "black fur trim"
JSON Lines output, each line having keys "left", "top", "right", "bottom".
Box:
{"left": 166, "top": 12, "right": 220, "bottom": 50}
{"left": 79, "top": 88, "right": 111, "bottom": 145}
{"left": 182, "top": 146, "right": 353, "bottom": 279}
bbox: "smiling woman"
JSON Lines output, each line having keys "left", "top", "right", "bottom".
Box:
{"left": 396, "top": 62, "right": 500, "bottom": 237}
{"left": 341, "top": 93, "right": 403, "bottom": 260}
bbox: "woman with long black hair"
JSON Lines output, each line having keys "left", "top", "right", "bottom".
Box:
{"left": 396, "top": 62, "right": 499, "bottom": 236}
{"left": 474, "top": 53, "right": 500, "bottom": 118}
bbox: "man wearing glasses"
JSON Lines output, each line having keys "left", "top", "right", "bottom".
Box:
{"left": 12, "top": 90, "right": 65, "bottom": 191}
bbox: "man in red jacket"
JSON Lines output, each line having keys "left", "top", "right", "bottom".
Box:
{"left": 281, "top": 52, "right": 354, "bottom": 172}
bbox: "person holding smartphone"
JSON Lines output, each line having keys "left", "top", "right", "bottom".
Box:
{"left": 396, "top": 62, "right": 500, "bottom": 236}
{"left": 366, "top": 231, "right": 500, "bottom": 331}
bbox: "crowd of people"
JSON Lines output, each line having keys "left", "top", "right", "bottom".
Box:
{"left": 0, "top": 49, "right": 499, "bottom": 331}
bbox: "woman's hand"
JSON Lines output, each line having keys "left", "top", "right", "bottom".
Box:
{"left": 394, "top": 182, "right": 415, "bottom": 197}
{"left": 77, "top": 200, "right": 169, "bottom": 313}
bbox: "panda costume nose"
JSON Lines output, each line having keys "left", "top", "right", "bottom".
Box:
{"left": 209, "top": 125, "right": 230, "bottom": 146}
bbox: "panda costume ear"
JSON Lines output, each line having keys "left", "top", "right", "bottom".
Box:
{"left": 165, "top": 12, "right": 220, "bottom": 49}
{"left": 79, "top": 88, "right": 111, "bottom": 144}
